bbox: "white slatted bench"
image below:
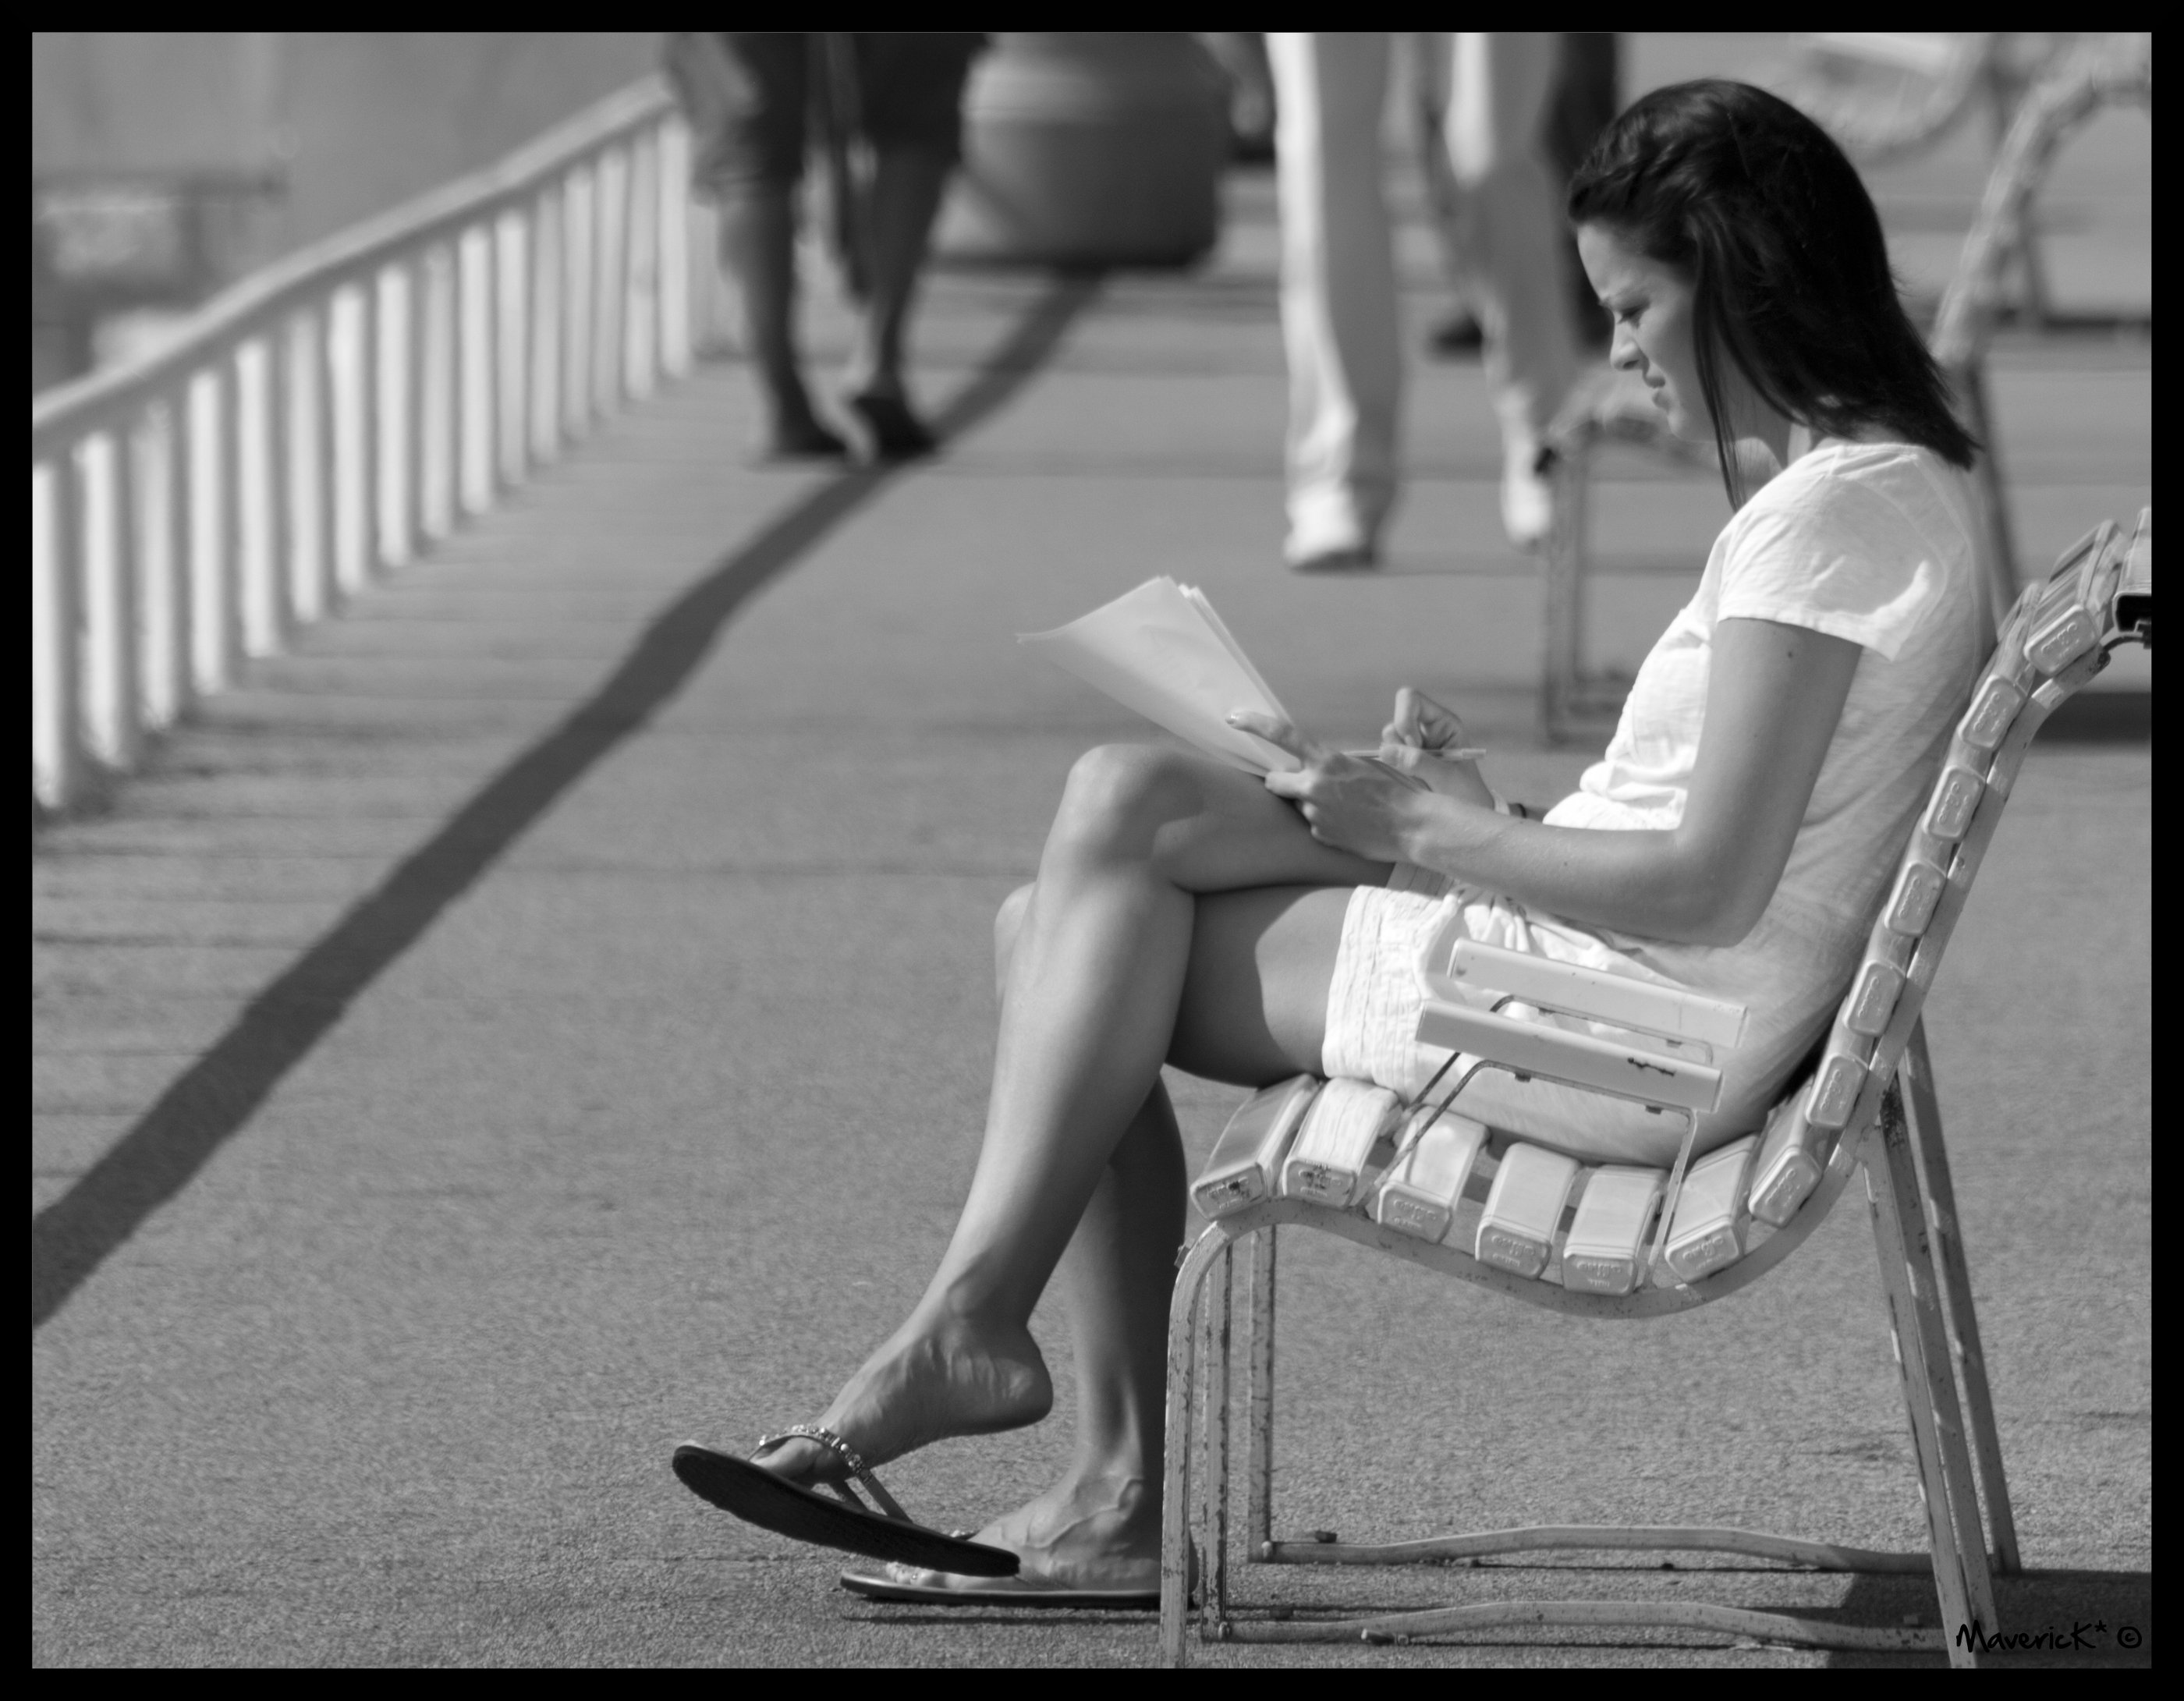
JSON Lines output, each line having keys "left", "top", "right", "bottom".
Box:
{"left": 1161, "top": 509, "right": 2150, "bottom": 1664}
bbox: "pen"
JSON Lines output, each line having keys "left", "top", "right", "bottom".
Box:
{"left": 1386, "top": 745, "right": 1487, "bottom": 763}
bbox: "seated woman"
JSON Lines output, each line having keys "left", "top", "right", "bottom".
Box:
{"left": 674, "top": 79, "right": 1987, "bottom": 1601}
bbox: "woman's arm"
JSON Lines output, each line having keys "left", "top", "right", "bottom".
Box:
{"left": 1237, "top": 617, "right": 1863, "bottom": 947}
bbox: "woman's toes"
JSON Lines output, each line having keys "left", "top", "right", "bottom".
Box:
{"left": 750, "top": 1433, "right": 842, "bottom": 1483}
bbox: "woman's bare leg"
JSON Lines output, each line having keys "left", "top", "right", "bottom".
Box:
{"left": 965, "top": 878, "right": 1356, "bottom": 1581}
{"left": 758, "top": 746, "right": 1379, "bottom": 1503}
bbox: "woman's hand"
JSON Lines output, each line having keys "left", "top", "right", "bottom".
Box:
{"left": 1377, "top": 688, "right": 1497, "bottom": 807}
{"left": 1228, "top": 712, "right": 1427, "bottom": 864}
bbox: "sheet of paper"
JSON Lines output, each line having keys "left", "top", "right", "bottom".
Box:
{"left": 1018, "top": 577, "right": 1302, "bottom": 773}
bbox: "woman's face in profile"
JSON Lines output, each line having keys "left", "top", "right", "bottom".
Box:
{"left": 1577, "top": 223, "right": 1708, "bottom": 444}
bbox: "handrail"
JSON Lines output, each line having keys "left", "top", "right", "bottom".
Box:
{"left": 32, "top": 73, "right": 701, "bottom": 815}
{"left": 32, "top": 80, "right": 677, "bottom": 451}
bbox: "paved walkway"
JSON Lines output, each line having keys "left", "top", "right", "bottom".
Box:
{"left": 36, "top": 41, "right": 2150, "bottom": 1667}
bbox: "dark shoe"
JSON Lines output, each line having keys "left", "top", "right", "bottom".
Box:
{"left": 845, "top": 392, "right": 938, "bottom": 462}
{"left": 1427, "top": 312, "right": 1484, "bottom": 358}
{"left": 759, "top": 418, "right": 852, "bottom": 462}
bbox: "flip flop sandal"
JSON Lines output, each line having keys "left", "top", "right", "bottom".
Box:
{"left": 671, "top": 1427, "right": 1019, "bottom": 1579}
{"left": 838, "top": 1558, "right": 1158, "bottom": 1610}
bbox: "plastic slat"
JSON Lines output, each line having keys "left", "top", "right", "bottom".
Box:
{"left": 1661, "top": 1136, "right": 1759, "bottom": 1283}
{"left": 1370, "top": 1110, "right": 1490, "bottom": 1245}
{"left": 1883, "top": 859, "right": 1947, "bottom": 936}
{"left": 1280, "top": 1079, "right": 1402, "bottom": 1208}
{"left": 1192, "top": 1076, "right": 1318, "bottom": 1220}
{"left": 1750, "top": 1093, "right": 1828, "bottom": 1228}
{"left": 2026, "top": 604, "right": 2099, "bottom": 674}
{"left": 1921, "top": 764, "right": 1984, "bottom": 842}
{"left": 1561, "top": 1166, "right": 1667, "bottom": 1296}
{"left": 1957, "top": 675, "right": 2024, "bottom": 750}
{"left": 1806, "top": 1042, "right": 1872, "bottom": 1132}
{"left": 1476, "top": 1143, "right": 1581, "bottom": 1279}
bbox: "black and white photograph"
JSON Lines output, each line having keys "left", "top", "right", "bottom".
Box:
{"left": 34, "top": 30, "right": 2150, "bottom": 1667}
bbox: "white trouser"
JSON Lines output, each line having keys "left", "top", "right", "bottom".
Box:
{"left": 1269, "top": 33, "right": 1578, "bottom": 560}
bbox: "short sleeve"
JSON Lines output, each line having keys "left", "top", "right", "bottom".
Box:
{"left": 1715, "top": 456, "right": 1955, "bottom": 661}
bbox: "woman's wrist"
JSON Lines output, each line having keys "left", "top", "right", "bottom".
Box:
{"left": 1394, "top": 788, "right": 1500, "bottom": 874}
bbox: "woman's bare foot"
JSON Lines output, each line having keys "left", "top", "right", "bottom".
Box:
{"left": 969, "top": 1471, "right": 1161, "bottom": 1588}
{"left": 757, "top": 1313, "right": 1053, "bottom": 1483}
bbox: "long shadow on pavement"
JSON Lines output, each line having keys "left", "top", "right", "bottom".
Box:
{"left": 1831, "top": 1567, "right": 2154, "bottom": 1667}
{"left": 31, "top": 272, "right": 1104, "bottom": 1332}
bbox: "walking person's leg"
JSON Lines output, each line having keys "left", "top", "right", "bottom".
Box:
{"left": 841, "top": 150, "right": 949, "bottom": 406}
{"left": 751, "top": 747, "right": 1380, "bottom": 1575}
{"left": 717, "top": 185, "right": 846, "bottom": 457}
{"left": 1442, "top": 32, "right": 1579, "bottom": 548}
{"left": 696, "top": 34, "right": 848, "bottom": 460}
{"left": 838, "top": 33, "right": 984, "bottom": 459}
{"left": 1268, "top": 32, "right": 1402, "bottom": 570}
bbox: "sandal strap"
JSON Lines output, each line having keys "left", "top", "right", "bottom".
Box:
{"left": 756, "top": 1424, "right": 914, "bottom": 1526}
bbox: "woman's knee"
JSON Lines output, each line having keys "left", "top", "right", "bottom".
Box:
{"left": 1048, "top": 743, "right": 1206, "bottom": 866}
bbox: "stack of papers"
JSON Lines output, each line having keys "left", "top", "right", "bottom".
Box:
{"left": 1019, "top": 578, "right": 1301, "bottom": 774}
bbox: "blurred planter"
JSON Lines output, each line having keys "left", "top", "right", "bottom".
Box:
{"left": 934, "top": 33, "right": 1226, "bottom": 268}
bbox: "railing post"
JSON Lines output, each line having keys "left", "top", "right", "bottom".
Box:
{"left": 594, "top": 146, "right": 628, "bottom": 417}
{"left": 463, "top": 221, "right": 495, "bottom": 515}
{"left": 656, "top": 115, "right": 693, "bottom": 381}
{"left": 32, "top": 451, "right": 86, "bottom": 810}
{"left": 212, "top": 353, "right": 246, "bottom": 684}
{"left": 498, "top": 210, "right": 529, "bottom": 491}
{"left": 84, "top": 427, "right": 143, "bottom": 769}
{"left": 268, "top": 325, "right": 298, "bottom": 648}
{"left": 420, "top": 245, "right": 456, "bottom": 541}
{"left": 529, "top": 185, "right": 561, "bottom": 462}
{"left": 625, "top": 129, "right": 658, "bottom": 400}
{"left": 350, "top": 276, "right": 381, "bottom": 590}
{"left": 305, "top": 302, "right": 339, "bottom": 620}
{"left": 564, "top": 165, "right": 595, "bottom": 441}
{"left": 154, "top": 392, "right": 195, "bottom": 725}
{"left": 399, "top": 260, "right": 428, "bottom": 562}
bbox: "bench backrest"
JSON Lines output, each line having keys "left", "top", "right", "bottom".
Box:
{"left": 1748, "top": 509, "right": 2152, "bottom": 1227}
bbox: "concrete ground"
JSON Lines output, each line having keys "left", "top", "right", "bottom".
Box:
{"left": 34, "top": 36, "right": 2150, "bottom": 1667}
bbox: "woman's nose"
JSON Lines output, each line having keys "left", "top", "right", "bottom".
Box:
{"left": 1608, "top": 330, "right": 1643, "bottom": 374}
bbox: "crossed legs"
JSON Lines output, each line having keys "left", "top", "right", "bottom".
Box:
{"left": 755, "top": 745, "right": 1384, "bottom": 1578}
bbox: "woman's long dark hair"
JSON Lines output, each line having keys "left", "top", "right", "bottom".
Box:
{"left": 1568, "top": 79, "right": 1977, "bottom": 507}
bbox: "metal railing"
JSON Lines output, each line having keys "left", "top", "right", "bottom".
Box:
{"left": 31, "top": 76, "right": 699, "bottom": 813}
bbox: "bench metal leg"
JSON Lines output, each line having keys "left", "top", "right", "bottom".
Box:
{"left": 1245, "top": 1224, "right": 1278, "bottom": 1557}
{"left": 1867, "top": 1080, "right": 1999, "bottom": 1667}
{"left": 1200, "top": 1239, "right": 1235, "bottom": 1628}
{"left": 1901, "top": 1019, "right": 2023, "bottom": 1575}
{"left": 1163, "top": 1226, "right": 1237, "bottom": 1666}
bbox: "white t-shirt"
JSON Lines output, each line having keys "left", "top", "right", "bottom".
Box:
{"left": 1527, "top": 439, "right": 1987, "bottom": 1132}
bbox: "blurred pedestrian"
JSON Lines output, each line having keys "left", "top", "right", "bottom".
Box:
{"left": 1426, "top": 33, "right": 1618, "bottom": 354}
{"left": 1269, "top": 32, "right": 1580, "bottom": 565}
{"left": 666, "top": 32, "right": 984, "bottom": 462}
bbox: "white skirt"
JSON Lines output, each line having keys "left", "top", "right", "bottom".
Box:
{"left": 1319, "top": 866, "right": 1761, "bottom": 1168}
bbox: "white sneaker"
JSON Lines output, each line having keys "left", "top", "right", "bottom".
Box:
{"left": 1501, "top": 442, "right": 1557, "bottom": 552}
